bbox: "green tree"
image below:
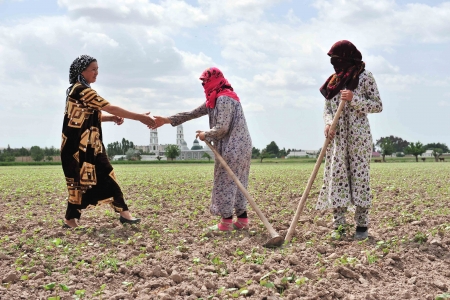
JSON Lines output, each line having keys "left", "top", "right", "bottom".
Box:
{"left": 279, "top": 147, "right": 287, "bottom": 158}
{"left": 18, "top": 147, "right": 30, "bottom": 156}
{"left": 165, "top": 145, "right": 180, "bottom": 161}
{"left": 0, "top": 152, "right": 15, "bottom": 162}
{"left": 376, "top": 136, "right": 409, "bottom": 153}
{"left": 107, "top": 138, "right": 135, "bottom": 157}
{"left": 265, "top": 141, "right": 280, "bottom": 157}
{"left": 432, "top": 148, "right": 443, "bottom": 162}
{"left": 379, "top": 139, "right": 394, "bottom": 162}
{"left": 404, "top": 141, "right": 425, "bottom": 162}
{"left": 126, "top": 149, "right": 141, "bottom": 161}
{"left": 259, "top": 149, "right": 270, "bottom": 163}
{"left": 424, "top": 143, "right": 449, "bottom": 153}
{"left": 30, "top": 146, "right": 44, "bottom": 162}
{"left": 202, "top": 152, "right": 212, "bottom": 162}
{"left": 251, "top": 147, "right": 260, "bottom": 159}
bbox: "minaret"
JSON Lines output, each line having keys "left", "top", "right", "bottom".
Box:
{"left": 176, "top": 125, "right": 184, "bottom": 149}
{"left": 150, "top": 128, "right": 159, "bottom": 155}
{"left": 176, "top": 125, "right": 189, "bottom": 151}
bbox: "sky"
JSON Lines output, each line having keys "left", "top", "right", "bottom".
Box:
{"left": 0, "top": 0, "right": 449, "bottom": 151}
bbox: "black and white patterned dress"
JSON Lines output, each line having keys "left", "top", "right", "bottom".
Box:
{"left": 317, "top": 70, "right": 383, "bottom": 210}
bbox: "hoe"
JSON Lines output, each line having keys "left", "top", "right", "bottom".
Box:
{"left": 285, "top": 99, "right": 346, "bottom": 243}
{"left": 205, "top": 141, "right": 284, "bottom": 248}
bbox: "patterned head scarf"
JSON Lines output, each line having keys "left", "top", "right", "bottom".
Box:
{"left": 200, "top": 67, "right": 240, "bottom": 109}
{"left": 69, "top": 55, "right": 97, "bottom": 85}
{"left": 319, "top": 40, "right": 365, "bottom": 100}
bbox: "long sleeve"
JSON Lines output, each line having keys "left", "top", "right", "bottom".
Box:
{"left": 169, "top": 103, "right": 208, "bottom": 127}
{"left": 323, "top": 99, "right": 333, "bottom": 125}
{"left": 349, "top": 71, "right": 383, "bottom": 114}
{"left": 205, "top": 97, "right": 234, "bottom": 140}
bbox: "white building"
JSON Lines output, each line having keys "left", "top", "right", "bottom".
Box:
{"left": 286, "top": 151, "right": 309, "bottom": 158}
{"left": 136, "top": 124, "right": 214, "bottom": 161}
{"left": 422, "top": 149, "right": 434, "bottom": 157}
{"left": 176, "top": 125, "right": 190, "bottom": 151}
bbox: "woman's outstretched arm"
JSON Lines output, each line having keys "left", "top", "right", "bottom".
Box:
{"left": 102, "top": 105, "right": 154, "bottom": 126}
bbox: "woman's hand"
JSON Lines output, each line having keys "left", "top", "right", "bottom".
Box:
{"left": 113, "top": 116, "right": 124, "bottom": 125}
{"left": 150, "top": 116, "right": 171, "bottom": 129}
{"left": 340, "top": 89, "right": 353, "bottom": 102}
{"left": 138, "top": 112, "right": 155, "bottom": 127}
{"left": 324, "top": 124, "right": 336, "bottom": 140}
{"left": 196, "top": 130, "right": 206, "bottom": 141}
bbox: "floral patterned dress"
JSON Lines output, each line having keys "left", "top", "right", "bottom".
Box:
{"left": 169, "top": 96, "right": 252, "bottom": 218}
{"left": 316, "top": 70, "right": 383, "bottom": 210}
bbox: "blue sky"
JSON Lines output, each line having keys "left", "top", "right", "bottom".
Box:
{"left": 0, "top": 0, "right": 449, "bottom": 151}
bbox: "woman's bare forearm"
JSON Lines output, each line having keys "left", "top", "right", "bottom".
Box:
{"left": 102, "top": 105, "right": 143, "bottom": 121}
{"left": 101, "top": 114, "right": 114, "bottom": 122}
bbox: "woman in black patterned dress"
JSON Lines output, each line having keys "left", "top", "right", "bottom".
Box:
{"left": 61, "top": 55, "right": 154, "bottom": 228}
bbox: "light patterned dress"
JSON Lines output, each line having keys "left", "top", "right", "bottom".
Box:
{"left": 169, "top": 96, "right": 252, "bottom": 218}
{"left": 316, "top": 70, "right": 383, "bottom": 210}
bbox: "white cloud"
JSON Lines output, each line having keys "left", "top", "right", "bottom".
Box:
{"left": 57, "top": 0, "right": 208, "bottom": 32}
{"left": 1, "top": 0, "right": 450, "bottom": 149}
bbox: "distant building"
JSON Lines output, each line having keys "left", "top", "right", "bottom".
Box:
{"left": 111, "top": 155, "right": 127, "bottom": 161}
{"left": 286, "top": 151, "right": 309, "bottom": 158}
{"left": 136, "top": 124, "right": 214, "bottom": 161}
{"left": 372, "top": 152, "right": 381, "bottom": 157}
{"left": 191, "top": 139, "right": 203, "bottom": 150}
{"left": 422, "top": 149, "right": 434, "bottom": 157}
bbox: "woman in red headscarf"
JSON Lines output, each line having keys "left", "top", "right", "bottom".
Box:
{"left": 152, "top": 67, "right": 252, "bottom": 231}
{"left": 316, "top": 40, "right": 383, "bottom": 240}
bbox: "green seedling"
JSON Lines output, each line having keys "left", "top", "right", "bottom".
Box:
{"left": 414, "top": 232, "right": 428, "bottom": 244}
{"left": 436, "top": 293, "right": 450, "bottom": 300}
{"left": 93, "top": 284, "right": 107, "bottom": 298}
{"left": 122, "top": 281, "right": 134, "bottom": 293}
{"left": 335, "top": 255, "right": 358, "bottom": 266}
{"left": 42, "top": 282, "right": 70, "bottom": 300}
{"left": 365, "top": 250, "right": 378, "bottom": 264}
{"left": 73, "top": 289, "right": 86, "bottom": 300}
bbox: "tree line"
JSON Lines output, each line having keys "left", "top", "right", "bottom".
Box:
{"left": 376, "top": 136, "right": 448, "bottom": 162}
{"left": 2, "top": 135, "right": 447, "bottom": 163}
{"left": 0, "top": 145, "right": 60, "bottom": 162}
{"left": 251, "top": 141, "right": 305, "bottom": 162}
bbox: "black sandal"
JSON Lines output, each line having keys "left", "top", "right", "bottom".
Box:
{"left": 119, "top": 216, "right": 141, "bottom": 225}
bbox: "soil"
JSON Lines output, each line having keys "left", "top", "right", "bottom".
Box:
{"left": 0, "top": 163, "right": 449, "bottom": 300}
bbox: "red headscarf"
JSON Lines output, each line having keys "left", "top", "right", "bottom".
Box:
{"left": 200, "top": 67, "right": 240, "bottom": 109}
{"left": 319, "top": 40, "right": 365, "bottom": 100}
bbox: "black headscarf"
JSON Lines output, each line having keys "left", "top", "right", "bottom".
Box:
{"left": 319, "top": 40, "right": 365, "bottom": 100}
{"left": 69, "top": 55, "right": 97, "bottom": 86}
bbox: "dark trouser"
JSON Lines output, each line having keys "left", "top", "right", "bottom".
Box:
{"left": 65, "top": 153, "right": 128, "bottom": 220}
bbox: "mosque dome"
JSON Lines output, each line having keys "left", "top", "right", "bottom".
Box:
{"left": 191, "top": 139, "right": 203, "bottom": 150}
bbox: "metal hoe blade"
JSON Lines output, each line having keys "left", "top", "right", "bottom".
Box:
{"left": 263, "top": 235, "right": 284, "bottom": 248}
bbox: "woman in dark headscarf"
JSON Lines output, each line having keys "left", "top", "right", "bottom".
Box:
{"left": 151, "top": 67, "right": 253, "bottom": 231}
{"left": 316, "top": 41, "right": 383, "bottom": 240}
{"left": 61, "top": 55, "right": 154, "bottom": 228}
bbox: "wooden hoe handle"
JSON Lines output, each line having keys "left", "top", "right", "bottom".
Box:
{"left": 284, "top": 100, "right": 346, "bottom": 243}
{"left": 205, "top": 141, "right": 280, "bottom": 239}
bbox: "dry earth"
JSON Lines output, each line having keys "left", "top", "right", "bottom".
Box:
{"left": 0, "top": 163, "right": 449, "bottom": 300}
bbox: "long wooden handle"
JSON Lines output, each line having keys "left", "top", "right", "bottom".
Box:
{"left": 205, "top": 141, "right": 280, "bottom": 239}
{"left": 285, "top": 100, "right": 346, "bottom": 243}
